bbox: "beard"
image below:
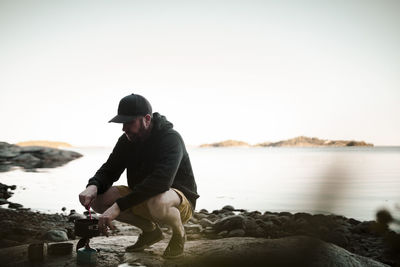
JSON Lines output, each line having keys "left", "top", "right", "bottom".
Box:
{"left": 125, "top": 120, "right": 147, "bottom": 143}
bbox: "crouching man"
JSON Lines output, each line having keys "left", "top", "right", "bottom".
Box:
{"left": 79, "top": 93, "right": 199, "bottom": 258}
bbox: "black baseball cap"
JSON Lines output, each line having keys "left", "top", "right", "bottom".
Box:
{"left": 108, "top": 94, "right": 152, "bottom": 123}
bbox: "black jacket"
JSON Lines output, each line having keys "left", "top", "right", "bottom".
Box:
{"left": 87, "top": 113, "right": 199, "bottom": 211}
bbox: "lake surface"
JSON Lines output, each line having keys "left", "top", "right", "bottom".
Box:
{"left": 1, "top": 146, "right": 399, "bottom": 221}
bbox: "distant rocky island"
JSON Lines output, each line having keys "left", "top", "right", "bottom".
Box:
{"left": 200, "top": 136, "right": 373, "bottom": 148}
{"left": 16, "top": 140, "right": 72, "bottom": 148}
{"left": 0, "top": 142, "right": 82, "bottom": 172}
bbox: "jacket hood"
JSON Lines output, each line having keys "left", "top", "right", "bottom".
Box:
{"left": 152, "top": 112, "right": 173, "bottom": 133}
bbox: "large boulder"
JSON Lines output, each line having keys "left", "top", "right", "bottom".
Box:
{"left": 123, "top": 235, "right": 389, "bottom": 267}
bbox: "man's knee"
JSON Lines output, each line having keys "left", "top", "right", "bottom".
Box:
{"left": 147, "top": 193, "right": 168, "bottom": 218}
{"left": 147, "top": 190, "right": 179, "bottom": 219}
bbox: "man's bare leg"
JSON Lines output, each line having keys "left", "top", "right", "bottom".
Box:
{"left": 147, "top": 189, "right": 186, "bottom": 258}
{"left": 91, "top": 187, "right": 186, "bottom": 256}
{"left": 91, "top": 186, "right": 155, "bottom": 232}
{"left": 146, "top": 189, "right": 184, "bottom": 237}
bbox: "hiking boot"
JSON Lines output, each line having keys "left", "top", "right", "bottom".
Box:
{"left": 126, "top": 226, "right": 164, "bottom": 252}
{"left": 163, "top": 233, "right": 186, "bottom": 259}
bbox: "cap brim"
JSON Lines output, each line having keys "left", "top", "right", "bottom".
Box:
{"left": 108, "top": 115, "right": 137, "bottom": 123}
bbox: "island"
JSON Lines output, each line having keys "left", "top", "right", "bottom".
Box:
{"left": 200, "top": 136, "right": 373, "bottom": 148}
{"left": 16, "top": 140, "right": 72, "bottom": 148}
{"left": 0, "top": 141, "right": 82, "bottom": 172}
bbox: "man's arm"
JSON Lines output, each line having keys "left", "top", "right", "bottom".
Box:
{"left": 87, "top": 135, "right": 127, "bottom": 194}
{"left": 116, "top": 132, "right": 184, "bottom": 211}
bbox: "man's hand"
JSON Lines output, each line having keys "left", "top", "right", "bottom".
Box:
{"left": 98, "top": 203, "right": 120, "bottom": 236}
{"left": 79, "top": 185, "right": 98, "bottom": 210}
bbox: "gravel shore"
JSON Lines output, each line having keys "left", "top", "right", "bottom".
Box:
{"left": 0, "top": 182, "right": 399, "bottom": 266}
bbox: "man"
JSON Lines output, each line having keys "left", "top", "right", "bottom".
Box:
{"left": 79, "top": 93, "right": 199, "bottom": 258}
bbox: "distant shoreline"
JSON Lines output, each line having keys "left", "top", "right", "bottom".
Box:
{"left": 16, "top": 140, "right": 72, "bottom": 148}
{"left": 200, "top": 136, "right": 374, "bottom": 148}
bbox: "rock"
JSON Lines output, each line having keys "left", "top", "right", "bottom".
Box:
{"left": 222, "top": 205, "right": 235, "bottom": 211}
{"left": 199, "top": 209, "right": 209, "bottom": 214}
{"left": 246, "top": 211, "right": 262, "bottom": 219}
{"left": 257, "top": 220, "right": 275, "bottom": 232}
{"left": 294, "top": 212, "right": 313, "bottom": 221}
{"left": 188, "top": 234, "right": 202, "bottom": 240}
{"left": 227, "top": 229, "right": 246, "bottom": 237}
{"left": 277, "top": 215, "right": 291, "bottom": 225}
{"left": 43, "top": 230, "right": 68, "bottom": 242}
{"left": 13, "top": 226, "right": 39, "bottom": 236}
{"left": 198, "top": 218, "right": 213, "bottom": 228}
{"left": 194, "top": 212, "right": 208, "bottom": 220}
{"left": 0, "top": 183, "right": 15, "bottom": 200}
{"left": 353, "top": 221, "right": 375, "bottom": 234}
{"left": 348, "top": 218, "right": 361, "bottom": 225}
{"left": 217, "top": 230, "right": 229, "bottom": 238}
{"left": 122, "top": 236, "right": 389, "bottom": 267}
{"left": 0, "top": 198, "right": 9, "bottom": 205}
{"left": 294, "top": 217, "right": 309, "bottom": 228}
{"left": 0, "top": 165, "right": 11, "bottom": 172}
{"left": 0, "top": 143, "right": 21, "bottom": 158}
{"left": 0, "top": 142, "right": 82, "bottom": 172}
{"left": 324, "top": 231, "right": 349, "bottom": 248}
{"left": 219, "top": 211, "right": 235, "bottom": 217}
{"left": 13, "top": 153, "right": 41, "bottom": 167}
{"left": 189, "top": 217, "right": 198, "bottom": 224}
{"left": 261, "top": 213, "right": 281, "bottom": 224}
{"left": 214, "top": 215, "right": 245, "bottom": 233}
{"left": 0, "top": 239, "right": 22, "bottom": 248}
{"left": 243, "top": 218, "right": 259, "bottom": 236}
{"left": 0, "top": 190, "right": 13, "bottom": 200}
{"left": 207, "top": 214, "right": 219, "bottom": 221}
{"left": 8, "top": 202, "right": 23, "bottom": 209}
{"left": 184, "top": 224, "right": 203, "bottom": 234}
{"left": 211, "top": 209, "right": 221, "bottom": 215}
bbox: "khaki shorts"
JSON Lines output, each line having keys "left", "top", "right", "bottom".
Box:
{"left": 116, "top": 186, "right": 193, "bottom": 224}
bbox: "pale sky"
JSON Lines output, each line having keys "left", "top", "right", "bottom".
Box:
{"left": 1, "top": 0, "right": 399, "bottom": 147}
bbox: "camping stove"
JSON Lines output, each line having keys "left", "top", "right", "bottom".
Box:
{"left": 74, "top": 218, "right": 99, "bottom": 264}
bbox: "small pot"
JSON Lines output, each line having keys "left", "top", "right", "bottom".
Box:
{"left": 28, "top": 243, "right": 47, "bottom": 262}
{"left": 74, "top": 219, "right": 99, "bottom": 238}
{"left": 48, "top": 242, "right": 73, "bottom": 256}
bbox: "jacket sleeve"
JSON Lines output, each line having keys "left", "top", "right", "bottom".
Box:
{"left": 86, "top": 136, "right": 126, "bottom": 194}
{"left": 116, "top": 132, "right": 183, "bottom": 211}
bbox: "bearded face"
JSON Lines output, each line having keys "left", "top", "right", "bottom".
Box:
{"left": 122, "top": 117, "right": 149, "bottom": 143}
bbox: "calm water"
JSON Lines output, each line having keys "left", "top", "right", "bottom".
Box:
{"left": 1, "top": 146, "right": 399, "bottom": 221}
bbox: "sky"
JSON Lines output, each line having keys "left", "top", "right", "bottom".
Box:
{"left": 0, "top": 0, "right": 399, "bottom": 147}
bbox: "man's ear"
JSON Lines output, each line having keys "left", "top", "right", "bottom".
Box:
{"left": 144, "top": 114, "right": 152, "bottom": 125}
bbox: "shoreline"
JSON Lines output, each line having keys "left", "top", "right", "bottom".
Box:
{"left": 0, "top": 205, "right": 399, "bottom": 266}
{"left": 1, "top": 183, "right": 399, "bottom": 266}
